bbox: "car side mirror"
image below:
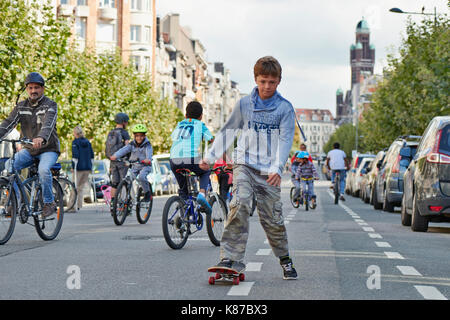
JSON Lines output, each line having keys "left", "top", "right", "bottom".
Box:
{"left": 376, "top": 161, "right": 382, "bottom": 169}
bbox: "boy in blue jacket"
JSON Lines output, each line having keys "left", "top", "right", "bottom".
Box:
{"left": 200, "top": 56, "right": 298, "bottom": 280}
{"left": 110, "top": 124, "right": 153, "bottom": 202}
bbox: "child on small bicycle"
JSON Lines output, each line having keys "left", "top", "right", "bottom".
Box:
{"left": 169, "top": 101, "right": 214, "bottom": 214}
{"left": 295, "top": 151, "right": 319, "bottom": 206}
{"left": 109, "top": 124, "right": 153, "bottom": 203}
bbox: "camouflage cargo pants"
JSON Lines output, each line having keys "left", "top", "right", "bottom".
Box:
{"left": 220, "top": 164, "right": 289, "bottom": 262}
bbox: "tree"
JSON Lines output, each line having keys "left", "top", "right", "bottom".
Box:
{"left": 359, "top": 14, "right": 450, "bottom": 152}
{"left": 323, "top": 123, "right": 357, "bottom": 159}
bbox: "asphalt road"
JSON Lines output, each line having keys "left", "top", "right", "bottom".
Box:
{"left": 1, "top": 173, "right": 449, "bottom": 301}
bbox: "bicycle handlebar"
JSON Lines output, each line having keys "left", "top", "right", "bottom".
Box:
{"left": 211, "top": 165, "right": 232, "bottom": 174}
{"left": 113, "top": 159, "right": 151, "bottom": 166}
{"left": 0, "top": 138, "right": 34, "bottom": 145}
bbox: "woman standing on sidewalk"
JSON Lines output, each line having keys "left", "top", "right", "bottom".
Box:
{"left": 71, "top": 126, "right": 94, "bottom": 212}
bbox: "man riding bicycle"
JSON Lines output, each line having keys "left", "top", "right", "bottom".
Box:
{"left": 326, "top": 142, "right": 350, "bottom": 201}
{"left": 0, "top": 72, "right": 60, "bottom": 218}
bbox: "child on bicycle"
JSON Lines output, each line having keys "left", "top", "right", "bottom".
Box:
{"left": 295, "top": 151, "right": 319, "bottom": 207}
{"left": 170, "top": 101, "right": 214, "bottom": 214}
{"left": 109, "top": 124, "right": 153, "bottom": 203}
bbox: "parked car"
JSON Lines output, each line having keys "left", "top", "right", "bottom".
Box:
{"left": 401, "top": 117, "right": 450, "bottom": 232}
{"left": 147, "top": 157, "right": 163, "bottom": 195}
{"left": 359, "top": 150, "right": 386, "bottom": 204}
{"left": 89, "top": 159, "right": 110, "bottom": 202}
{"left": 353, "top": 157, "right": 373, "bottom": 201}
{"left": 373, "top": 135, "right": 420, "bottom": 212}
{"left": 345, "top": 154, "right": 375, "bottom": 197}
{"left": 153, "top": 153, "right": 177, "bottom": 194}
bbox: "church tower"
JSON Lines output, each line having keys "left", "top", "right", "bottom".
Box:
{"left": 350, "top": 18, "right": 375, "bottom": 86}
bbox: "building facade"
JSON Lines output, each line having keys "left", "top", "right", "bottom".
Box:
{"left": 295, "top": 108, "right": 335, "bottom": 156}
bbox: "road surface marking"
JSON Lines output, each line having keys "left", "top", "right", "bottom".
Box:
{"left": 375, "top": 241, "right": 392, "bottom": 248}
{"left": 256, "top": 249, "right": 272, "bottom": 256}
{"left": 227, "top": 281, "right": 255, "bottom": 296}
{"left": 357, "top": 222, "right": 369, "bottom": 226}
{"left": 384, "top": 251, "right": 405, "bottom": 259}
{"left": 285, "top": 221, "right": 290, "bottom": 225}
{"left": 245, "top": 262, "right": 263, "bottom": 272}
{"left": 396, "top": 266, "right": 422, "bottom": 276}
{"left": 414, "top": 285, "right": 447, "bottom": 300}
{"left": 354, "top": 219, "right": 365, "bottom": 223}
{"left": 362, "top": 227, "right": 375, "bottom": 232}
{"left": 368, "top": 233, "right": 383, "bottom": 239}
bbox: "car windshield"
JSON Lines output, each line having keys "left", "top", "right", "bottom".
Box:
{"left": 93, "top": 161, "right": 105, "bottom": 174}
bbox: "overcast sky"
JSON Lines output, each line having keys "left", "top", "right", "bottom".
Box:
{"left": 156, "top": 0, "right": 448, "bottom": 116}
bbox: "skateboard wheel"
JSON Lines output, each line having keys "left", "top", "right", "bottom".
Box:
{"left": 233, "top": 277, "right": 239, "bottom": 285}
{"left": 215, "top": 273, "right": 222, "bottom": 280}
{"left": 209, "top": 276, "right": 215, "bottom": 285}
{"left": 239, "top": 273, "right": 245, "bottom": 282}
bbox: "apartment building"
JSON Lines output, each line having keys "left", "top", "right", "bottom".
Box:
{"left": 55, "top": 0, "right": 156, "bottom": 74}
{"left": 295, "top": 108, "right": 335, "bottom": 156}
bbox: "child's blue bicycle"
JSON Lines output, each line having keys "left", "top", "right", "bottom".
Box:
{"left": 300, "top": 177, "right": 317, "bottom": 211}
{"left": 162, "top": 168, "right": 227, "bottom": 249}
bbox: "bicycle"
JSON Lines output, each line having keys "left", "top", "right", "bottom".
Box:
{"left": 300, "top": 177, "right": 317, "bottom": 211}
{"left": 111, "top": 160, "right": 153, "bottom": 226}
{"left": 162, "top": 168, "right": 227, "bottom": 249}
{"left": 0, "top": 138, "right": 64, "bottom": 245}
{"left": 51, "top": 165, "right": 77, "bottom": 212}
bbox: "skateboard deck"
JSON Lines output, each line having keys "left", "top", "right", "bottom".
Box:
{"left": 208, "top": 266, "right": 245, "bottom": 285}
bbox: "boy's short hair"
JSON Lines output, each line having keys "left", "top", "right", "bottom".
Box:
{"left": 254, "top": 56, "right": 282, "bottom": 80}
{"left": 186, "top": 101, "right": 203, "bottom": 119}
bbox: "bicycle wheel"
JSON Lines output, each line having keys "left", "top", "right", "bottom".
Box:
{"left": 206, "top": 194, "right": 227, "bottom": 246}
{"left": 162, "top": 196, "right": 189, "bottom": 249}
{"left": 304, "top": 194, "right": 309, "bottom": 211}
{"left": 290, "top": 187, "right": 299, "bottom": 208}
{"left": 34, "top": 179, "right": 64, "bottom": 241}
{"left": 58, "top": 177, "right": 77, "bottom": 212}
{"left": 136, "top": 187, "right": 153, "bottom": 224}
{"left": 0, "top": 180, "right": 17, "bottom": 245}
{"left": 112, "top": 179, "right": 130, "bottom": 226}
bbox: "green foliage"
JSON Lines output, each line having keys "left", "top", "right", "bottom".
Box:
{"left": 323, "top": 123, "right": 357, "bottom": 159}
{"left": 359, "top": 14, "right": 450, "bottom": 152}
{"left": 0, "top": 0, "right": 183, "bottom": 158}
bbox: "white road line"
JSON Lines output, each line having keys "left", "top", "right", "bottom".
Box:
{"left": 256, "top": 249, "right": 272, "bottom": 256}
{"left": 245, "top": 262, "right": 263, "bottom": 272}
{"left": 285, "top": 221, "right": 290, "bottom": 225}
{"left": 264, "top": 239, "right": 269, "bottom": 244}
{"left": 368, "top": 233, "right": 383, "bottom": 239}
{"left": 227, "top": 281, "right": 255, "bottom": 296}
{"left": 362, "top": 227, "right": 375, "bottom": 232}
{"left": 384, "top": 251, "right": 405, "bottom": 259}
{"left": 375, "top": 241, "right": 392, "bottom": 248}
{"left": 357, "top": 222, "right": 369, "bottom": 226}
{"left": 396, "top": 266, "right": 422, "bottom": 276}
{"left": 354, "top": 219, "right": 365, "bottom": 223}
{"left": 414, "top": 285, "right": 448, "bottom": 300}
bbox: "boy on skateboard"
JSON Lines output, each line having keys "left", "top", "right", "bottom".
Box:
{"left": 201, "top": 56, "right": 298, "bottom": 280}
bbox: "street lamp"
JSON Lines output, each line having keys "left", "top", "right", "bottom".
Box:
{"left": 389, "top": 7, "right": 437, "bottom": 24}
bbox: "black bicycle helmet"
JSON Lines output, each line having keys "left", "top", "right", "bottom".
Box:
{"left": 114, "top": 112, "right": 129, "bottom": 124}
{"left": 24, "top": 72, "right": 45, "bottom": 86}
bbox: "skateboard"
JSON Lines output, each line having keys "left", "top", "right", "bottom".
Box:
{"left": 208, "top": 266, "right": 245, "bottom": 285}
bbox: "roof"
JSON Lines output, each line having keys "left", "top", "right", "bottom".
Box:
{"left": 295, "top": 108, "right": 334, "bottom": 122}
{"left": 355, "top": 42, "right": 363, "bottom": 49}
{"left": 356, "top": 19, "right": 370, "bottom": 33}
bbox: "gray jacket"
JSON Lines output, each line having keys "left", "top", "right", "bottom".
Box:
{"left": 0, "top": 96, "right": 60, "bottom": 156}
{"left": 113, "top": 137, "right": 153, "bottom": 171}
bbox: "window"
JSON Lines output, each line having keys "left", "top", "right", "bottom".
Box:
{"left": 75, "top": 18, "right": 87, "bottom": 39}
{"left": 131, "top": 56, "right": 140, "bottom": 72}
{"left": 130, "top": 25, "right": 141, "bottom": 42}
{"left": 144, "top": 26, "right": 151, "bottom": 44}
{"left": 144, "top": 56, "right": 151, "bottom": 73}
{"left": 60, "top": 0, "right": 69, "bottom": 4}
{"left": 77, "top": 0, "right": 87, "bottom": 5}
{"left": 99, "top": 0, "right": 115, "bottom": 8}
{"left": 97, "top": 23, "right": 116, "bottom": 42}
{"left": 131, "top": 0, "right": 142, "bottom": 10}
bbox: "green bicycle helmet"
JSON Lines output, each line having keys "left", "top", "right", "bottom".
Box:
{"left": 132, "top": 123, "right": 147, "bottom": 133}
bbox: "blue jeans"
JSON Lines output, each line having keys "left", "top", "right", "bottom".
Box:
{"left": 301, "top": 179, "right": 315, "bottom": 198}
{"left": 331, "top": 170, "right": 346, "bottom": 196}
{"left": 130, "top": 166, "right": 152, "bottom": 193}
{"left": 10, "top": 149, "right": 58, "bottom": 203}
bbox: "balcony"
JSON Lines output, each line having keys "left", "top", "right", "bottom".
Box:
{"left": 75, "top": 5, "right": 90, "bottom": 18}
{"left": 58, "top": 4, "right": 74, "bottom": 16}
{"left": 98, "top": 7, "right": 117, "bottom": 20}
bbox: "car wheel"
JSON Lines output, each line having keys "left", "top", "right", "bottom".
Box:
{"left": 383, "top": 190, "right": 395, "bottom": 212}
{"left": 411, "top": 193, "right": 428, "bottom": 232}
{"left": 373, "top": 185, "right": 383, "bottom": 210}
{"left": 400, "top": 194, "right": 411, "bottom": 226}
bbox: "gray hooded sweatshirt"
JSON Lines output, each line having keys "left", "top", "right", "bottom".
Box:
{"left": 206, "top": 87, "right": 295, "bottom": 175}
